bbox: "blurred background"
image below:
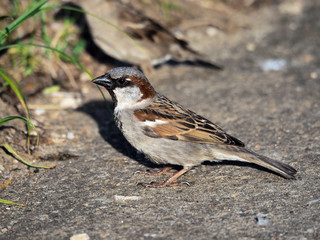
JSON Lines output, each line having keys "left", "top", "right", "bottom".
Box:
{"left": 0, "top": 0, "right": 287, "bottom": 94}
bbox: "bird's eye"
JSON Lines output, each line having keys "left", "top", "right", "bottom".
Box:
{"left": 118, "top": 77, "right": 131, "bottom": 86}
{"left": 118, "top": 78, "right": 126, "bottom": 85}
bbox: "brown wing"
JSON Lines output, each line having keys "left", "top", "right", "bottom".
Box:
{"left": 119, "top": 5, "right": 193, "bottom": 52}
{"left": 134, "top": 95, "right": 245, "bottom": 147}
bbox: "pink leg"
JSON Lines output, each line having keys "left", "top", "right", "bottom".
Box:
{"left": 139, "top": 166, "right": 193, "bottom": 188}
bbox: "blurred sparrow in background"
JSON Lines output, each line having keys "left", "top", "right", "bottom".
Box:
{"left": 67, "top": 0, "right": 222, "bottom": 72}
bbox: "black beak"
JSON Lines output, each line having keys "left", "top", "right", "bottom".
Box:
{"left": 92, "top": 74, "right": 113, "bottom": 88}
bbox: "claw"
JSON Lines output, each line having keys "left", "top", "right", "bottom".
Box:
{"left": 137, "top": 166, "right": 193, "bottom": 188}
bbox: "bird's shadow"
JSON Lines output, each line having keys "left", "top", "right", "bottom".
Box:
{"left": 78, "top": 100, "right": 287, "bottom": 178}
{"left": 202, "top": 160, "right": 285, "bottom": 178}
{"left": 77, "top": 100, "right": 158, "bottom": 168}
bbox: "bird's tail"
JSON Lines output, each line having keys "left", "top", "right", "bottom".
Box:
{"left": 212, "top": 146, "right": 297, "bottom": 179}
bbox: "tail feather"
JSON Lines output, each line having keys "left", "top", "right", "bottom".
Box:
{"left": 242, "top": 148, "right": 297, "bottom": 179}
{"left": 213, "top": 146, "right": 297, "bottom": 179}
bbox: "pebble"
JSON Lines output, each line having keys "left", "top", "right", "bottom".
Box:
{"left": 259, "top": 59, "right": 287, "bottom": 72}
{"left": 305, "top": 199, "right": 320, "bottom": 206}
{"left": 310, "top": 72, "right": 318, "bottom": 79}
{"left": 34, "top": 109, "right": 46, "bottom": 115}
{"left": 206, "top": 26, "right": 219, "bottom": 36}
{"left": 2, "top": 174, "right": 10, "bottom": 179}
{"left": 143, "top": 233, "right": 162, "bottom": 238}
{"left": 256, "top": 214, "right": 269, "bottom": 226}
{"left": 279, "top": 0, "right": 303, "bottom": 15}
{"left": 67, "top": 132, "right": 75, "bottom": 140}
{"left": 246, "top": 43, "right": 256, "bottom": 52}
{"left": 114, "top": 195, "right": 143, "bottom": 202}
{"left": 59, "top": 98, "right": 80, "bottom": 108}
{"left": 70, "top": 233, "right": 90, "bottom": 240}
{"left": 49, "top": 92, "right": 82, "bottom": 109}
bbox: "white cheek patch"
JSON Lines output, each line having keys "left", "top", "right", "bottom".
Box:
{"left": 113, "top": 86, "right": 143, "bottom": 109}
{"left": 143, "top": 119, "right": 168, "bottom": 127}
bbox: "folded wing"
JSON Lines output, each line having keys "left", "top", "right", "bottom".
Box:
{"left": 134, "top": 95, "right": 244, "bottom": 147}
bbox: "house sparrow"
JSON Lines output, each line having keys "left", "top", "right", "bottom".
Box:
{"left": 66, "top": 0, "right": 222, "bottom": 71}
{"left": 92, "top": 67, "right": 297, "bottom": 187}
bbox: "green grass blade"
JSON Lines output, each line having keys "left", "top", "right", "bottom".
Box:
{"left": 0, "top": 0, "right": 48, "bottom": 43}
{"left": 0, "top": 70, "right": 33, "bottom": 153}
{"left": 0, "top": 115, "right": 39, "bottom": 146}
{"left": 0, "top": 143, "right": 55, "bottom": 169}
{"left": 0, "top": 115, "right": 35, "bottom": 126}
{"left": 0, "top": 176, "right": 25, "bottom": 206}
{"left": 0, "top": 199, "right": 25, "bottom": 206}
{"left": 0, "top": 70, "right": 29, "bottom": 118}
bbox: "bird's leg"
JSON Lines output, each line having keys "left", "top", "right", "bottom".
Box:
{"left": 138, "top": 165, "right": 177, "bottom": 176}
{"left": 139, "top": 166, "right": 193, "bottom": 188}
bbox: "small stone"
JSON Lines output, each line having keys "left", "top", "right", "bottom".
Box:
{"left": 37, "top": 215, "right": 49, "bottom": 221}
{"left": 310, "top": 72, "right": 318, "bottom": 79}
{"left": 206, "top": 26, "right": 219, "bottom": 36}
{"left": 67, "top": 132, "right": 75, "bottom": 140}
{"left": 2, "top": 174, "right": 10, "bottom": 179}
{"left": 259, "top": 59, "right": 287, "bottom": 72}
{"left": 303, "top": 54, "right": 314, "bottom": 63}
{"left": 305, "top": 199, "right": 320, "bottom": 206}
{"left": 306, "top": 228, "right": 314, "bottom": 234}
{"left": 143, "top": 233, "right": 161, "bottom": 238}
{"left": 80, "top": 72, "right": 90, "bottom": 82}
{"left": 256, "top": 214, "right": 269, "bottom": 226}
{"left": 70, "top": 233, "right": 90, "bottom": 240}
{"left": 114, "top": 195, "right": 142, "bottom": 202}
{"left": 279, "top": 0, "right": 303, "bottom": 15}
{"left": 254, "top": 145, "right": 261, "bottom": 151}
{"left": 60, "top": 98, "right": 79, "bottom": 108}
{"left": 34, "top": 109, "right": 46, "bottom": 115}
{"left": 49, "top": 92, "right": 82, "bottom": 109}
{"left": 246, "top": 43, "right": 256, "bottom": 51}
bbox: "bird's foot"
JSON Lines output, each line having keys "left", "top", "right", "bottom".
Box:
{"left": 137, "top": 167, "right": 192, "bottom": 187}
{"left": 136, "top": 165, "right": 177, "bottom": 176}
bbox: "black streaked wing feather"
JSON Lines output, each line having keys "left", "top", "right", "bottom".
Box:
{"left": 134, "top": 95, "right": 244, "bottom": 147}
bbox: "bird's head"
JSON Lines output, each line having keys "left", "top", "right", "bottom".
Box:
{"left": 92, "top": 67, "right": 156, "bottom": 109}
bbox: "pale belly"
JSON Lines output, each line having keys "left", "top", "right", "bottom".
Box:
{"left": 116, "top": 111, "right": 211, "bottom": 167}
